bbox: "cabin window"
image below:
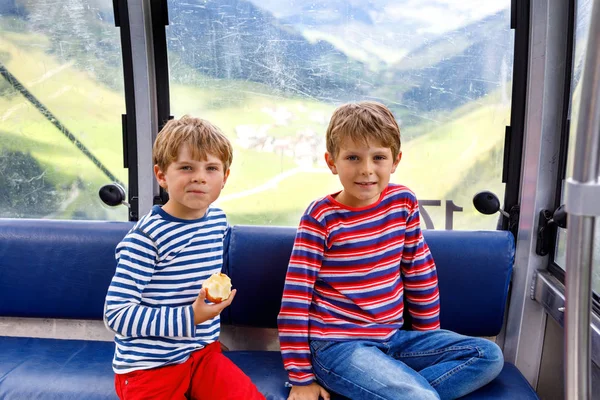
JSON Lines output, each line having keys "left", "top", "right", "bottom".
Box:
{"left": 553, "top": 0, "right": 598, "bottom": 296}
{"left": 0, "top": 0, "right": 127, "bottom": 220}
{"left": 166, "top": 0, "right": 515, "bottom": 229}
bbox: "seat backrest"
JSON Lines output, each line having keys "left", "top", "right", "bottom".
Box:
{"left": 0, "top": 219, "right": 514, "bottom": 337}
{"left": 0, "top": 219, "right": 132, "bottom": 319}
{"left": 222, "top": 225, "right": 296, "bottom": 326}
{"left": 424, "top": 230, "right": 514, "bottom": 336}
{"left": 225, "top": 226, "right": 514, "bottom": 337}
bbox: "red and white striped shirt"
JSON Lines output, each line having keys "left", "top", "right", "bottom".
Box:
{"left": 277, "top": 184, "right": 440, "bottom": 385}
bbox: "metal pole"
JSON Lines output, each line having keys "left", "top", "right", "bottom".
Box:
{"left": 564, "top": 0, "right": 600, "bottom": 398}
{"left": 127, "top": 0, "right": 160, "bottom": 218}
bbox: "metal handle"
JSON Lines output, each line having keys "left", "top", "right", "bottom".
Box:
{"left": 564, "top": 0, "right": 600, "bottom": 398}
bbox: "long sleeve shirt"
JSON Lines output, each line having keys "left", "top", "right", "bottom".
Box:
{"left": 104, "top": 205, "right": 228, "bottom": 374}
{"left": 277, "top": 184, "right": 440, "bottom": 385}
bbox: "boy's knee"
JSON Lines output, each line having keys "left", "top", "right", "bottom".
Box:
{"left": 481, "top": 340, "right": 504, "bottom": 377}
{"left": 385, "top": 384, "right": 440, "bottom": 400}
{"left": 419, "top": 387, "right": 442, "bottom": 400}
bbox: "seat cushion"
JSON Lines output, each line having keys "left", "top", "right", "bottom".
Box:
{"left": 224, "top": 351, "right": 291, "bottom": 399}
{"left": 225, "top": 352, "right": 538, "bottom": 400}
{"left": 0, "top": 337, "right": 537, "bottom": 400}
{"left": 0, "top": 336, "right": 117, "bottom": 400}
{"left": 461, "top": 363, "right": 539, "bottom": 400}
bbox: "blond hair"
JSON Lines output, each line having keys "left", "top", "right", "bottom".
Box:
{"left": 326, "top": 101, "right": 401, "bottom": 159}
{"left": 153, "top": 116, "right": 233, "bottom": 172}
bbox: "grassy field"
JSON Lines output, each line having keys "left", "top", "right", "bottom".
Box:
{"left": 217, "top": 101, "right": 509, "bottom": 229}
{"left": 0, "top": 23, "right": 510, "bottom": 231}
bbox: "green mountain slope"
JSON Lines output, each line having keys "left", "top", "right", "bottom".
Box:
{"left": 0, "top": 11, "right": 510, "bottom": 230}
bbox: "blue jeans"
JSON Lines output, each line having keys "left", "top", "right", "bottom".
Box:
{"left": 310, "top": 329, "right": 504, "bottom": 400}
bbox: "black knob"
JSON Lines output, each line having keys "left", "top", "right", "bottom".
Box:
{"left": 99, "top": 183, "right": 126, "bottom": 207}
{"left": 552, "top": 204, "right": 567, "bottom": 229}
{"left": 473, "top": 191, "right": 501, "bottom": 215}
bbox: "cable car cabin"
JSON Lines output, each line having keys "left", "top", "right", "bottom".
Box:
{"left": 0, "top": 0, "right": 598, "bottom": 399}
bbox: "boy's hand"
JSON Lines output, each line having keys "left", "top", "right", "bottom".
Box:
{"left": 288, "top": 382, "right": 330, "bottom": 400}
{"left": 192, "top": 288, "right": 236, "bottom": 325}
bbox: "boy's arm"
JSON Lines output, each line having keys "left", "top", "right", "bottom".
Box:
{"left": 400, "top": 200, "right": 441, "bottom": 331}
{"left": 104, "top": 230, "right": 197, "bottom": 338}
{"left": 277, "top": 214, "right": 326, "bottom": 386}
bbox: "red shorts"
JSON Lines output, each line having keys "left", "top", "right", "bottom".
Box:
{"left": 114, "top": 341, "right": 265, "bottom": 400}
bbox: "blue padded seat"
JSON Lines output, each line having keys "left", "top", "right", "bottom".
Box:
{"left": 226, "top": 352, "right": 539, "bottom": 400}
{"left": 224, "top": 226, "right": 535, "bottom": 399}
{"left": 223, "top": 225, "right": 296, "bottom": 327}
{"left": 0, "top": 337, "right": 537, "bottom": 400}
{"left": 0, "top": 219, "right": 538, "bottom": 399}
{"left": 0, "top": 219, "right": 133, "bottom": 320}
{"left": 225, "top": 226, "right": 514, "bottom": 337}
{"left": 0, "top": 336, "right": 116, "bottom": 400}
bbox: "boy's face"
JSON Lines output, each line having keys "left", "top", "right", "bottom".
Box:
{"left": 325, "top": 138, "right": 401, "bottom": 208}
{"left": 154, "top": 144, "right": 230, "bottom": 220}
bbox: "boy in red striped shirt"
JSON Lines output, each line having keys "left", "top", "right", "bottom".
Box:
{"left": 277, "top": 101, "right": 503, "bottom": 400}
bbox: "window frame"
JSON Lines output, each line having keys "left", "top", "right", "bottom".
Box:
{"left": 501, "top": 0, "right": 531, "bottom": 236}
{"left": 546, "top": 0, "right": 600, "bottom": 310}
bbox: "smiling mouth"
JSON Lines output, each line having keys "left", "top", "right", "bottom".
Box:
{"left": 355, "top": 182, "right": 376, "bottom": 186}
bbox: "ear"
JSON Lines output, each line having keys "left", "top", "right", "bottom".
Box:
{"left": 391, "top": 151, "right": 402, "bottom": 174}
{"left": 325, "top": 152, "right": 338, "bottom": 175}
{"left": 154, "top": 164, "right": 168, "bottom": 189}
{"left": 222, "top": 169, "right": 231, "bottom": 188}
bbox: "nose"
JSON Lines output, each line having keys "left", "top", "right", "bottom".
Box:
{"left": 361, "top": 160, "right": 374, "bottom": 176}
{"left": 191, "top": 171, "right": 207, "bottom": 183}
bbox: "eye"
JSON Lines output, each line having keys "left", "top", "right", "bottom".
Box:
{"left": 346, "top": 155, "right": 359, "bottom": 161}
{"left": 180, "top": 166, "right": 192, "bottom": 171}
{"left": 207, "top": 166, "right": 219, "bottom": 171}
{"left": 374, "top": 155, "right": 387, "bottom": 161}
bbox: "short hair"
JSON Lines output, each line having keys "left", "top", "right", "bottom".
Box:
{"left": 326, "top": 101, "right": 401, "bottom": 159}
{"left": 153, "top": 115, "right": 233, "bottom": 172}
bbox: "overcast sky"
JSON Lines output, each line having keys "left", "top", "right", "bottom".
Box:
{"left": 75, "top": 0, "right": 511, "bottom": 36}
{"left": 381, "top": 0, "right": 509, "bottom": 34}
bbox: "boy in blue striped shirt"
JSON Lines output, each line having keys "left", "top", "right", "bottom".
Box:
{"left": 104, "top": 116, "right": 264, "bottom": 400}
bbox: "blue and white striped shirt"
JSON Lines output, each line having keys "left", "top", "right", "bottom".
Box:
{"left": 104, "top": 205, "right": 228, "bottom": 374}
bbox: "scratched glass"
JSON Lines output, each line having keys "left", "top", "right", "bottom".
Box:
{"left": 0, "top": 0, "right": 127, "bottom": 220}
{"left": 166, "top": 0, "right": 515, "bottom": 229}
{"left": 554, "top": 0, "right": 597, "bottom": 294}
